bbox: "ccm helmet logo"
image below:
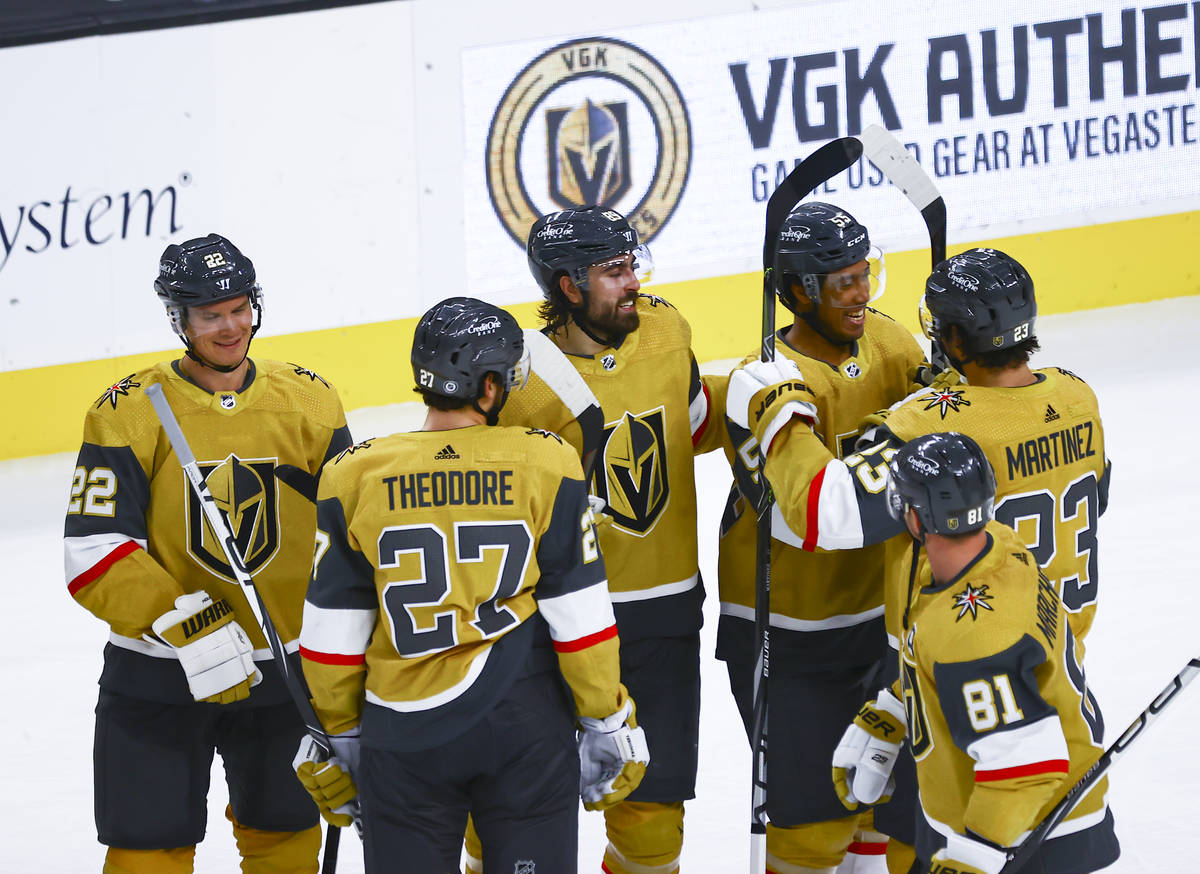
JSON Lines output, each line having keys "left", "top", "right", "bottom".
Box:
{"left": 846, "top": 232, "right": 866, "bottom": 247}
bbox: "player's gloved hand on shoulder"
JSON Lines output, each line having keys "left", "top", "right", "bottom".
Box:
{"left": 928, "top": 832, "right": 1009, "bottom": 874}
{"left": 150, "top": 590, "right": 261, "bottom": 704}
{"left": 578, "top": 691, "right": 650, "bottom": 811}
{"left": 832, "top": 688, "right": 907, "bottom": 809}
{"left": 293, "top": 729, "right": 361, "bottom": 828}
{"left": 725, "top": 358, "right": 818, "bottom": 456}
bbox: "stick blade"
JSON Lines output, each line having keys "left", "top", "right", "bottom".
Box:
{"left": 860, "top": 124, "right": 940, "bottom": 210}
{"left": 762, "top": 136, "right": 864, "bottom": 269}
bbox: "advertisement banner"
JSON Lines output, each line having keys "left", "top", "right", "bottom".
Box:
{"left": 463, "top": 0, "right": 1200, "bottom": 300}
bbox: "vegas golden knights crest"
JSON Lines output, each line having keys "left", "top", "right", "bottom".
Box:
{"left": 186, "top": 454, "right": 280, "bottom": 579}
{"left": 546, "top": 99, "right": 631, "bottom": 209}
{"left": 593, "top": 407, "right": 669, "bottom": 535}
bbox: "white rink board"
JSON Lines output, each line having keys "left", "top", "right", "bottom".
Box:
{"left": 462, "top": 0, "right": 1200, "bottom": 298}
{"left": 0, "top": 2, "right": 419, "bottom": 372}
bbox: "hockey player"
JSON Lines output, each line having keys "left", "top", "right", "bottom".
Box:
{"left": 726, "top": 248, "right": 1112, "bottom": 870}
{"left": 64, "top": 234, "right": 352, "bottom": 874}
{"left": 297, "top": 298, "right": 647, "bottom": 873}
{"left": 718, "top": 202, "right": 925, "bottom": 873}
{"left": 873, "top": 432, "right": 1119, "bottom": 872}
{"left": 463, "top": 206, "right": 723, "bottom": 874}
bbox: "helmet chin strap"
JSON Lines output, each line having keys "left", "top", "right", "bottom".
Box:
{"left": 183, "top": 344, "right": 251, "bottom": 374}
{"left": 473, "top": 384, "right": 511, "bottom": 426}
{"left": 799, "top": 306, "right": 854, "bottom": 350}
{"left": 569, "top": 297, "right": 626, "bottom": 348}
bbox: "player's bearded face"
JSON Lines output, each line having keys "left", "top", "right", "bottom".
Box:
{"left": 185, "top": 295, "right": 254, "bottom": 368}
{"left": 582, "top": 253, "right": 640, "bottom": 340}
{"left": 813, "top": 259, "right": 872, "bottom": 344}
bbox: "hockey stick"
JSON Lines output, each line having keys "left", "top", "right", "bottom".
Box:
{"left": 998, "top": 656, "right": 1200, "bottom": 871}
{"left": 145, "top": 383, "right": 358, "bottom": 871}
{"left": 522, "top": 328, "right": 604, "bottom": 479}
{"left": 724, "top": 136, "right": 864, "bottom": 873}
{"left": 859, "top": 124, "right": 950, "bottom": 370}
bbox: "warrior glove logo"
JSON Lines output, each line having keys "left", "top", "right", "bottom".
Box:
{"left": 486, "top": 37, "right": 690, "bottom": 249}
{"left": 592, "top": 407, "right": 669, "bottom": 535}
{"left": 186, "top": 454, "right": 280, "bottom": 580}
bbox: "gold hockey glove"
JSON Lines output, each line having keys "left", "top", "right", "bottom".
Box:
{"left": 725, "top": 358, "right": 818, "bottom": 457}
{"left": 293, "top": 730, "right": 360, "bottom": 828}
{"left": 150, "top": 591, "right": 261, "bottom": 704}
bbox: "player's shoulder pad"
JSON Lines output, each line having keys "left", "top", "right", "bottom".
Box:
{"left": 522, "top": 426, "right": 565, "bottom": 445}
{"left": 261, "top": 359, "right": 345, "bottom": 421}
{"left": 636, "top": 292, "right": 677, "bottom": 311}
{"left": 635, "top": 292, "right": 691, "bottom": 342}
{"left": 519, "top": 426, "right": 586, "bottom": 476}
{"left": 83, "top": 364, "right": 167, "bottom": 442}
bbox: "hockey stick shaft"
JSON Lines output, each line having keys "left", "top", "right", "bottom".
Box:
{"left": 145, "top": 383, "right": 359, "bottom": 861}
{"left": 522, "top": 329, "right": 604, "bottom": 480}
{"left": 1000, "top": 656, "right": 1200, "bottom": 871}
{"left": 732, "top": 135, "right": 864, "bottom": 873}
{"left": 859, "top": 124, "right": 950, "bottom": 370}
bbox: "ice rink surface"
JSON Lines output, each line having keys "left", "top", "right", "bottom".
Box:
{"left": 4, "top": 296, "right": 1197, "bottom": 873}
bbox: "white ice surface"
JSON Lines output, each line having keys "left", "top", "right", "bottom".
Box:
{"left": 4, "top": 296, "right": 1198, "bottom": 872}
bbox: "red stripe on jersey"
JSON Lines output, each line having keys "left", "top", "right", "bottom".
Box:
{"left": 67, "top": 540, "right": 140, "bottom": 596}
{"left": 847, "top": 840, "right": 888, "bottom": 855}
{"left": 300, "top": 645, "right": 365, "bottom": 666}
{"left": 553, "top": 623, "right": 618, "bottom": 653}
{"left": 801, "top": 466, "right": 826, "bottom": 552}
{"left": 975, "top": 759, "right": 1069, "bottom": 782}
{"left": 691, "top": 382, "right": 711, "bottom": 448}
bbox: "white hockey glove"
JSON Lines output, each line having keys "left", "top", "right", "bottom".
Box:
{"left": 150, "top": 591, "right": 261, "bottom": 704}
{"left": 578, "top": 697, "right": 650, "bottom": 811}
{"left": 293, "top": 729, "right": 361, "bottom": 828}
{"left": 832, "top": 688, "right": 906, "bottom": 809}
{"left": 725, "top": 358, "right": 818, "bottom": 456}
{"left": 929, "top": 832, "right": 1009, "bottom": 874}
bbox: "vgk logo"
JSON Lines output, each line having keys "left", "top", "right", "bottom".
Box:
{"left": 592, "top": 407, "right": 669, "bottom": 535}
{"left": 486, "top": 37, "right": 690, "bottom": 248}
{"left": 546, "top": 99, "right": 631, "bottom": 209}
{"left": 186, "top": 454, "right": 280, "bottom": 580}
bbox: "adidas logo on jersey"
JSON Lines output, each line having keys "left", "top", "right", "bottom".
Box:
{"left": 1044, "top": 404, "right": 1060, "bottom": 423}
{"left": 434, "top": 444, "right": 460, "bottom": 460}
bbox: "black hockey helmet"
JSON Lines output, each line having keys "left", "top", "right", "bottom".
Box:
{"left": 921, "top": 248, "right": 1036, "bottom": 356}
{"left": 772, "top": 202, "right": 873, "bottom": 312}
{"left": 527, "top": 206, "right": 647, "bottom": 300}
{"left": 886, "top": 432, "right": 996, "bottom": 537}
{"left": 411, "top": 297, "right": 528, "bottom": 405}
{"left": 154, "top": 233, "right": 263, "bottom": 342}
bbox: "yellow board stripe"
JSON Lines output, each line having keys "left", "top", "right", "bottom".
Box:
{"left": 9, "top": 209, "right": 1198, "bottom": 461}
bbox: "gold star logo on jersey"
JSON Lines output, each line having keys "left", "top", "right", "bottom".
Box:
{"left": 593, "top": 406, "right": 669, "bottom": 535}
{"left": 922, "top": 388, "right": 971, "bottom": 419}
{"left": 186, "top": 454, "right": 280, "bottom": 580}
{"left": 95, "top": 374, "right": 141, "bottom": 410}
{"left": 952, "top": 582, "right": 994, "bottom": 621}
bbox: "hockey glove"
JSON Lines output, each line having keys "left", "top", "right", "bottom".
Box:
{"left": 832, "top": 688, "right": 906, "bottom": 809}
{"left": 150, "top": 591, "right": 261, "bottom": 704}
{"left": 578, "top": 696, "right": 650, "bottom": 811}
{"left": 928, "top": 832, "right": 1009, "bottom": 874}
{"left": 293, "top": 729, "right": 361, "bottom": 828}
{"left": 725, "top": 358, "right": 818, "bottom": 457}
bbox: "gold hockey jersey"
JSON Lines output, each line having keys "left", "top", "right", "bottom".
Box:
{"left": 900, "top": 522, "right": 1112, "bottom": 860}
{"left": 64, "top": 359, "right": 351, "bottom": 703}
{"left": 716, "top": 309, "right": 925, "bottom": 668}
{"left": 883, "top": 368, "right": 1110, "bottom": 644}
{"left": 499, "top": 294, "right": 722, "bottom": 641}
{"left": 300, "top": 425, "right": 624, "bottom": 750}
